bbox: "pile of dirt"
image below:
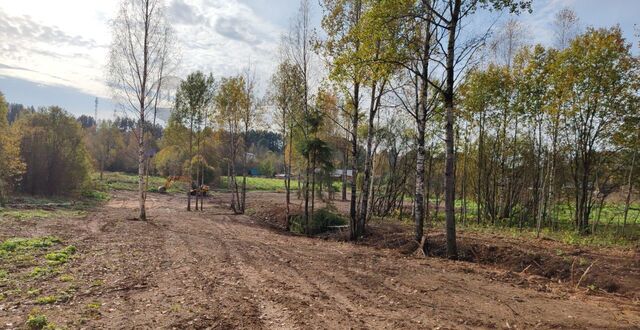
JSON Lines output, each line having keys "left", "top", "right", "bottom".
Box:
{"left": 251, "top": 203, "right": 301, "bottom": 231}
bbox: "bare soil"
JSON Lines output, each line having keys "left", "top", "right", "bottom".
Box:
{"left": 0, "top": 190, "right": 638, "bottom": 329}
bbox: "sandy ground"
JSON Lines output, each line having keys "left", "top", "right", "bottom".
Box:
{"left": 0, "top": 190, "right": 638, "bottom": 329}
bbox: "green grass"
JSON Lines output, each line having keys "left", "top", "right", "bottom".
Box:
{"left": 0, "top": 209, "right": 86, "bottom": 221}
{"left": 94, "top": 171, "right": 185, "bottom": 193}
{"left": 220, "top": 176, "right": 299, "bottom": 191}
{"left": 220, "top": 176, "right": 343, "bottom": 192}
{"left": 0, "top": 237, "right": 61, "bottom": 253}
{"left": 44, "top": 246, "right": 76, "bottom": 266}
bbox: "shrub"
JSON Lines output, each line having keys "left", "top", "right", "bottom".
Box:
{"left": 0, "top": 92, "right": 26, "bottom": 205}
{"left": 26, "top": 311, "right": 53, "bottom": 330}
{"left": 14, "top": 106, "right": 92, "bottom": 196}
{"left": 290, "top": 208, "right": 347, "bottom": 235}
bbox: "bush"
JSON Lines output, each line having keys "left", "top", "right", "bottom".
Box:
{"left": 155, "top": 145, "right": 186, "bottom": 177}
{"left": 187, "top": 155, "right": 220, "bottom": 185}
{"left": 14, "top": 107, "right": 92, "bottom": 196}
{"left": 0, "top": 92, "right": 26, "bottom": 205}
{"left": 290, "top": 208, "right": 347, "bottom": 235}
{"left": 26, "top": 310, "right": 54, "bottom": 330}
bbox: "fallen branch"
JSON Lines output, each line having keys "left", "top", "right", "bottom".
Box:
{"left": 575, "top": 260, "right": 597, "bottom": 289}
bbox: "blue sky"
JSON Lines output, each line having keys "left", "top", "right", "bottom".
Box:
{"left": 0, "top": 0, "right": 637, "bottom": 120}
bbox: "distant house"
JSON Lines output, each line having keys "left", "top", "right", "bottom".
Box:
{"left": 331, "top": 169, "right": 353, "bottom": 179}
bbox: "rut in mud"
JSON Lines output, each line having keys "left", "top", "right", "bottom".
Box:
{"left": 0, "top": 191, "right": 638, "bottom": 329}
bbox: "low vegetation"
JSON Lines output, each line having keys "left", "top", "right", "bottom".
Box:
{"left": 290, "top": 208, "right": 347, "bottom": 235}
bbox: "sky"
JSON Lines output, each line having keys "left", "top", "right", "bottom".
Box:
{"left": 0, "top": 0, "right": 638, "bottom": 121}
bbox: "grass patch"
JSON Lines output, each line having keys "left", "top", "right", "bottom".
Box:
{"left": 0, "top": 236, "right": 61, "bottom": 253}
{"left": 94, "top": 171, "right": 186, "bottom": 193}
{"left": 220, "top": 176, "right": 297, "bottom": 191}
{"left": 290, "top": 208, "right": 347, "bottom": 235}
{"left": 81, "top": 190, "right": 110, "bottom": 201}
{"left": 0, "top": 209, "right": 86, "bottom": 221}
{"left": 44, "top": 246, "right": 76, "bottom": 266}
{"left": 35, "top": 295, "right": 57, "bottom": 305}
{"left": 58, "top": 274, "right": 74, "bottom": 282}
{"left": 30, "top": 267, "right": 51, "bottom": 278}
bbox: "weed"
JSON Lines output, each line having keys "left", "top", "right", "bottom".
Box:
{"left": 87, "top": 301, "right": 101, "bottom": 309}
{"left": 30, "top": 267, "right": 50, "bottom": 278}
{"left": 45, "top": 245, "right": 76, "bottom": 266}
{"left": 91, "top": 279, "right": 104, "bottom": 287}
{"left": 35, "top": 295, "right": 57, "bottom": 305}
{"left": 578, "top": 257, "right": 590, "bottom": 266}
{"left": 0, "top": 237, "right": 61, "bottom": 253}
{"left": 27, "top": 289, "right": 41, "bottom": 296}
{"left": 0, "top": 269, "right": 7, "bottom": 279}
{"left": 59, "top": 274, "right": 74, "bottom": 282}
{"left": 26, "top": 310, "right": 54, "bottom": 330}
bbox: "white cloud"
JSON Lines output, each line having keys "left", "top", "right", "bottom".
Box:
{"left": 0, "top": 0, "right": 287, "bottom": 101}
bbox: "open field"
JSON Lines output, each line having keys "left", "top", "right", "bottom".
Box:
{"left": 0, "top": 186, "right": 638, "bottom": 329}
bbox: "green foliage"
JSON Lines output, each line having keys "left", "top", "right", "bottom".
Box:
{"left": 81, "top": 190, "right": 110, "bottom": 201}
{"left": 88, "top": 120, "right": 125, "bottom": 175}
{"left": 155, "top": 145, "right": 186, "bottom": 177}
{"left": 30, "top": 267, "right": 51, "bottom": 278}
{"left": 1, "top": 209, "right": 86, "bottom": 221}
{"left": 290, "top": 208, "right": 347, "bottom": 235}
{"left": 44, "top": 246, "right": 76, "bottom": 266}
{"left": 26, "top": 311, "right": 52, "bottom": 330}
{"left": 0, "top": 91, "right": 26, "bottom": 205}
{"left": 0, "top": 236, "right": 61, "bottom": 253}
{"left": 58, "top": 274, "right": 74, "bottom": 282}
{"left": 35, "top": 295, "right": 57, "bottom": 305}
{"left": 14, "top": 106, "right": 92, "bottom": 196}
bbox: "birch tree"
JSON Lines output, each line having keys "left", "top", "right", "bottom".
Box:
{"left": 108, "top": 0, "right": 175, "bottom": 220}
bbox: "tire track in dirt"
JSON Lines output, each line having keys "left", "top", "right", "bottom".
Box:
{"left": 3, "top": 191, "right": 638, "bottom": 329}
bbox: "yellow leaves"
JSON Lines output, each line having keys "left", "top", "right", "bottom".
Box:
{"left": 0, "top": 93, "right": 26, "bottom": 199}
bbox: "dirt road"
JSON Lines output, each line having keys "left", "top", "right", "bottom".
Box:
{"left": 1, "top": 191, "right": 638, "bottom": 329}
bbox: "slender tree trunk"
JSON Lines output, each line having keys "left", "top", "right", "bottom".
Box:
{"left": 461, "top": 124, "right": 469, "bottom": 226}
{"left": 187, "top": 117, "right": 193, "bottom": 211}
{"left": 136, "top": 0, "right": 151, "bottom": 221}
{"left": 241, "top": 125, "right": 248, "bottom": 214}
{"left": 342, "top": 148, "right": 348, "bottom": 201}
{"left": 622, "top": 147, "right": 637, "bottom": 232}
{"left": 349, "top": 83, "right": 360, "bottom": 240}
{"left": 443, "top": 0, "right": 461, "bottom": 259}
{"left": 359, "top": 81, "right": 378, "bottom": 236}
